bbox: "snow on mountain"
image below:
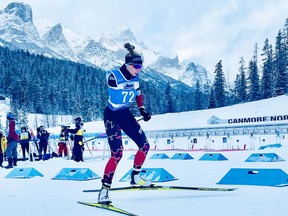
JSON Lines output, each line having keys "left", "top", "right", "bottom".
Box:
{"left": 77, "top": 38, "right": 120, "bottom": 69}
{"left": 62, "top": 27, "right": 89, "bottom": 53}
{"left": 0, "top": 2, "right": 211, "bottom": 87}
{"left": 0, "top": 2, "right": 43, "bottom": 50}
{"left": 181, "top": 62, "right": 210, "bottom": 86}
{"left": 98, "top": 27, "right": 137, "bottom": 51}
{"left": 98, "top": 27, "right": 159, "bottom": 66}
{"left": 42, "top": 23, "right": 80, "bottom": 61}
{"left": 33, "top": 17, "right": 54, "bottom": 37}
{"left": 150, "top": 55, "right": 211, "bottom": 86}
{"left": 150, "top": 55, "right": 183, "bottom": 80}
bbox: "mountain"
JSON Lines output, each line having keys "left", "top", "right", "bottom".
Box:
{"left": 150, "top": 56, "right": 211, "bottom": 86}
{"left": 41, "top": 23, "right": 79, "bottom": 62}
{"left": 0, "top": 2, "right": 42, "bottom": 50}
{"left": 0, "top": 2, "right": 211, "bottom": 87}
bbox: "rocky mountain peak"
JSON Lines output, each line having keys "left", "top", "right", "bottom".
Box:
{"left": 152, "top": 56, "right": 181, "bottom": 70}
{"left": 3, "top": 2, "right": 33, "bottom": 23}
{"left": 43, "top": 23, "right": 66, "bottom": 44}
{"left": 0, "top": 2, "right": 212, "bottom": 88}
{"left": 113, "top": 27, "right": 137, "bottom": 43}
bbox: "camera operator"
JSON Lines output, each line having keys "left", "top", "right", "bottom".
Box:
{"left": 66, "top": 117, "right": 84, "bottom": 162}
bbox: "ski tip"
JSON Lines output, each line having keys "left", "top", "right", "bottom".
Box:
{"left": 274, "top": 184, "right": 288, "bottom": 187}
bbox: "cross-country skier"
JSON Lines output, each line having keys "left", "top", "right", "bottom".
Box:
{"left": 98, "top": 43, "right": 152, "bottom": 204}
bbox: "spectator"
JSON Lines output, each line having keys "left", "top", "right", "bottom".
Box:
{"left": 5, "top": 113, "right": 19, "bottom": 168}
{"left": 36, "top": 126, "right": 50, "bottom": 160}
{"left": 0, "top": 131, "right": 7, "bottom": 168}
{"left": 58, "top": 125, "right": 69, "bottom": 157}
{"left": 19, "top": 126, "right": 32, "bottom": 161}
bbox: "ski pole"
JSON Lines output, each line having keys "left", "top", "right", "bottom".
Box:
{"left": 83, "top": 137, "right": 94, "bottom": 160}
{"left": 83, "top": 136, "right": 98, "bottom": 144}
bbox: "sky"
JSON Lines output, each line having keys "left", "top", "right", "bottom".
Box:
{"left": 1, "top": 0, "right": 288, "bottom": 79}
{"left": 1, "top": 94, "right": 288, "bottom": 216}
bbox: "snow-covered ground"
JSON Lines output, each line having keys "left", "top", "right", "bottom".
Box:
{"left": 1, "top": 147, "right": 288, "bottom": 216}
{"left": 1, "top": 95, "right": 288, "bottom": 216}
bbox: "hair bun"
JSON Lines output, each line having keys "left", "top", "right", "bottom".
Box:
{"left": 124, "top": 43, "right": 135, "bottom": 52}
{"left": 124, "top": 43, "right": 143, "bottom": 65}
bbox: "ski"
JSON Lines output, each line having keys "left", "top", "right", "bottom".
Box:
{"left": 78, "top": 201, "right": 138, "bottom": 216}
{"left": 83, "top": 185, "right": 238, "bottom": 192}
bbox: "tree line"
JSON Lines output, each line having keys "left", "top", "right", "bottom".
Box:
{"left": 0, "top": 18, "right": 287, "bottom": 126}
{"left": 0, "top": 47, "right": 197, "bottom": 126}
{"left": 207, "top": 18, "right": 288, "bottom": 109}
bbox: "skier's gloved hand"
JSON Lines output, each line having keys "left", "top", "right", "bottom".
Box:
{"left": 139, "top": 107, "right": 151, "bottom": 122}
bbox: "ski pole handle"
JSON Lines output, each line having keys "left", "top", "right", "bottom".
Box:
{"left": 137, "top": 117, "right": 144, "bottom": 122}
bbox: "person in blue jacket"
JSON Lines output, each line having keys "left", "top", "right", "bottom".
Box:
{"left": 98, "top": 43, "right": 152, "bottom": 204}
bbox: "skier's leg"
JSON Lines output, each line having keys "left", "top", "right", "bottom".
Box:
{"left": 98, "top": 108, "right": 123, "bottom": 204}
{"left": 119, "top": 110, "right": 151, "bottom": 186}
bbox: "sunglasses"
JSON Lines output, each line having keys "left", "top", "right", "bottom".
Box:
{"left": 132, "top": 64, "right": 142, "bottom": 69}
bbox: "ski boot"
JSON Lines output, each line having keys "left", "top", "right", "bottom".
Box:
{"left": 98, "top": 185, "right": 111, "bottom": 204}
{"left": 130, "top": 169, "right": 152, "bottom": 186}
{"left": 13, "top": 157, "right": 17, "bottom": 166}
{"left": 5, "top": 158, "right": 13, "bottom": 169}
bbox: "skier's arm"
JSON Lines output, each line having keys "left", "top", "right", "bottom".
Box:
{"left": 136, "top": 88, "right": 151, "bottom": 122}
{"left": 67, "top": 124, "right": 80, "bottom": 134}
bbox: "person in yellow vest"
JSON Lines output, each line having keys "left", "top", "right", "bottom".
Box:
{"left": 67, "top": 117, "right": 84, "bottom": 162}
{"left": 19, "top": 126, "right": 32, "bottom": 161}
{"left": 0, "top": 131, "right": 7, "bottom": 168}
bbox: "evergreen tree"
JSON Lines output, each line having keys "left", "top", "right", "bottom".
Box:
{"left": 202, "top": 82, "right": 211, "bottom": 109}
{"left": 247, "top": 44, "right": 261, "bottom": 101}
{"left": 282, "top": 18, "right": 288, "bottom": 93}
{"left": 212, "top": 60, "right": 226, "bottom": 107}
{"left": 261, "top": 38, "right": 274, "bottom": 99}
{"left": 194, "top": 80, "right": 202, "bottom": 110}
{"left": 165, "top": 82, "right": 174, "bottom": 113}
{"left": 247, "top": 60, "right": 261, "bottom": 101}
{"left": 273, "top": 30, "right": 287, "bottom": 96}
{"left": 208, "top": 87, "right": 216, "bottom": 109}
{"left": 233, "top": 58, "right": 247, "bottom": 104}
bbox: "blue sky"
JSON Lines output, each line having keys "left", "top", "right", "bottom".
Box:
{"left": 1, "top": 0, "right": 288, "bottom": 79}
